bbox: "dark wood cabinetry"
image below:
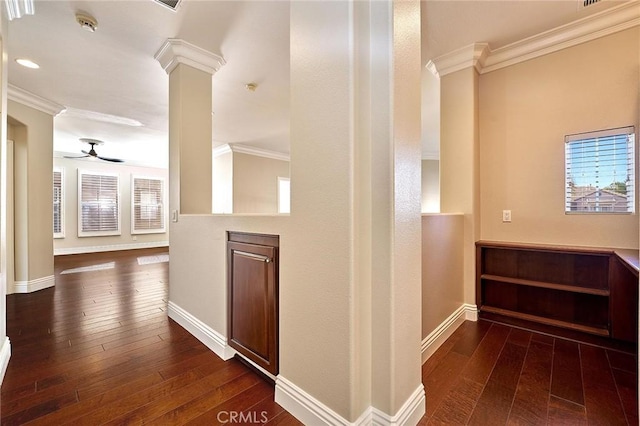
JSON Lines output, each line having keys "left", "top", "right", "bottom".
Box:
{"left": 476, "top": 241, "right": 638, "bottom": 343}
{"left": 227, "top": 231, "right": 279, "bottom": 375}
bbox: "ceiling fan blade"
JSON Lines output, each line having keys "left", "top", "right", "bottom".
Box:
{"left": 81, "top": 150, "right": 92, "bottom": 155}
{"left": 64, "top": 154, "right": 91, "bottom": 159}
{"left": 96, "top": 156, "right": 124, "bottom": 163}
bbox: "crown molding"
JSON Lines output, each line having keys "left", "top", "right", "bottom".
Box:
{"left": 422, "top": 151, "right": 439, "bottom": 161}
{"left": 427, "top": 1, "right": 640, "bottom": 78}
{"left": 426, "top": 43, "right": 489, "bottom": 78}
{"left": 154, "top": 38, "right": 226, "bottom": 75}
{"left": 8, "top": 84, "right": 66, "bottom": 116}
{"left": 482, "top": 0, "right": 640, "bottom": 73}
{"left": 212, "top": 144, "right": 232, "bottom": 158}
{"left": 213, "top": 143, "right": 290, "bottom": 161}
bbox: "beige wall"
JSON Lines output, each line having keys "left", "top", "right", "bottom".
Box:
{"left": 479, "top": 28, "right": 639, "bottom": 249}
{"left": 170, "top": 1, "right": 423, "bottom": 422}
{"left": 233, "top": 153, "right": 289, "bottom": 214}
{"left": 53, "top": 156, "right": 168, "bottom": 254}
{"left": 8, "top": 101, "right": 54, "bottom": 284}
{"left": 421, "top": 159, "right": 439, "bottom": 212}
{"left": 421, "top": 214, "right": 464, "bottom": 339}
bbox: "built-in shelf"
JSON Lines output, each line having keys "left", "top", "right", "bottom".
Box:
{"left": 477, "top": 241, "right": 638, "bottom": 343}
{"left": 481, "top": 306, "right": 610, "bottom": 337}
{"left": 481, "top": 274, "right": 610, "bottom": 296}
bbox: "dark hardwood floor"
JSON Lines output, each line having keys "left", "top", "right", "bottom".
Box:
{"left": 3, "top": 249, "right": 637, "bottom": 425}
{"left": 1, "top": 248, "right": 301, "bottom": 425}
{"left": 419, "top": 320, "right": 638, "bottom": 425}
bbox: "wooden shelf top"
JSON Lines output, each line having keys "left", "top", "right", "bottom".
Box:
{"left": 481, "top": 274, "right": 610, "bottom": 296}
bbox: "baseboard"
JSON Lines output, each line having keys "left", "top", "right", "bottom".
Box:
{"left": 371, "top": 384, "right": 426, "bottom": 426}
{"left": 13, "top": 275, "right": 55, "bottom": 294}
{"left": 275, "top": 375, "right": 352, "bottom": 425}
{"left": 0, "top": 337, "right": 11, "bottom": 385}
{"left": 275, "top": 377, "right": 425, "bottom": 426}
{"left": 54, "top": 240, "right": 169, "bottom": 256}
{"left": 421, "top": 303, "right": 478, "bottom": 363}
{"left": 167, "top": 301, "right": 236, "bottom": 361}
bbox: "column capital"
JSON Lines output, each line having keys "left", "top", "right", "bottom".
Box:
{"left": 154, "top": 38, "right": 226, "bottom": 75}
{"left": 426, "top": 42, "right": 490, "bottom": 78}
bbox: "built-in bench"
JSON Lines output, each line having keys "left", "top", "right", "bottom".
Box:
{"left": 476, "top": 241, "right": 639, "bottom": 345}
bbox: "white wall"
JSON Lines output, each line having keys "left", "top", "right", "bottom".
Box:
{"left": 233, "top": 152, "right": 289, "bottom": 214}
{"left": 53, "top": 155, "right": 168, "bottom": 255}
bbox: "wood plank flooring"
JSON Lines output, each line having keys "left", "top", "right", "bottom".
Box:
{"left": 2, "top": 248, "right": 637, "bottom": 425}
{"left": 419, "top": 320, "right": 638, "bottom": 425}
{"left": 1, "top": 248, "right": 301, "bottom": 425}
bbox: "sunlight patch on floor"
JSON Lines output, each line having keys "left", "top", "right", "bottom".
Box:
{"left": 60, "top": 262, "right": 116, "bottom": 275}
{"left": 137, "top": 253, "right": 170, "bottom": 265}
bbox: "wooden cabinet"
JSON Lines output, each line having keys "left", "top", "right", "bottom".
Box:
{"left": 227, "top": 231, "right": 279, "bottom": 375}
{"left": 476, "top": 241, "right": 638, "bottom": 343}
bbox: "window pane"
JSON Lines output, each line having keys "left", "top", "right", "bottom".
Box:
{"left": 79, "top": 172, "right": 119, "bottom": 235}
{"left": 565, "top": 127, "right": 635, "bottom": 214}
{"left": 132, "top": 177, "right": 164, "bottom": 233}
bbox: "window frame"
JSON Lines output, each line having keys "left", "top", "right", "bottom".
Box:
{"left": 77, "top": 169, "right": 121, "bottom": 237}
{"left": 131, "top": 175, "right": 166, "bottom": 235}
{"left": 277, "top": 176, "right": 290, "bottom": 214}
{"left": 53, "top": 167, "right": 64, "bottom": 238}
{"left": 564, "top": 126, "right": 636, "bottom": 215}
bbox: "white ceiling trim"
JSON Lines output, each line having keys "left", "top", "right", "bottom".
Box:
{"left": 422, "top": 151, "right": 439, "bottom": 161}
{"left": 212, "top": 144, "right": 232, "bottom": 158}
{"left": 428, "top": 1, "right": 640, "bottom": 78}
{"left": 426, "top": 43, "right": 489, "bottom": 78}
{"left": 482, "top": 0, "right": 640, "bottom": 74}
{"left": 213, "top": 143, "right": 289, "bottom": 161}
{"left": 8, "top": 84, "right": 66, "bottom": 116}
{"left": 154, "top": 38, "right": 226, "bottom": 75}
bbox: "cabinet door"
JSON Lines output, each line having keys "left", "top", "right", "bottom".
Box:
{"left": 227, "top": 241, "right": 278, "bottom": 375}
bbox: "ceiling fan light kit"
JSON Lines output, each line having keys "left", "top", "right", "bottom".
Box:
{"left": 64, "top": 138, "right": 124, "bottom": 163}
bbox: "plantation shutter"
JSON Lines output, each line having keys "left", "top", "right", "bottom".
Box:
{"left": 53, "top": 169, "right": 63, "bottom": 237}
{"left": 79, "top": 172, "right": 120, "bottom": 235}
{"left": 565, "top": 127, "right": 635, "bottom": 213}
{"left": 132, "top": 177, "right": 164, "bottom": 233}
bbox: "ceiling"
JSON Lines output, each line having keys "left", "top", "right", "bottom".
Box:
{"left": 6, "top": 0, "right": 629, "bottom": 167}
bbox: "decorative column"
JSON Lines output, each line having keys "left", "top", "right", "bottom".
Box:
{"left": 428, "top": 43, "right": 489, "bottom": 308}
{"left": 155, "top": 39, "right": 225, "bottom": 215}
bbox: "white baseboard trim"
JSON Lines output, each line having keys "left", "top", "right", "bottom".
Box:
{"left": 0, "top": 337, "right": 11, "bottom": 385}
{"left": 54, "top": 240, "right": 169, "bottom": 256}
{"left": 276, "top": 376, "right": 425, "bottom": 426}
{"left": 275, "top": 375, "right": 351, "bottom": 425}
{"left": 371, "top": 384, "right": 426, "bottom": 426}
{"left": 421, "top": 303, "right": 478, "bottom": 363}
{"left": 167, "top": 301, "right": 236, "bottom": 361}
{"left": 13, "top": 275, "right": 55, "bottom": 294}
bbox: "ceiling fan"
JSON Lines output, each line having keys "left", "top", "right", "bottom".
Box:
{"left": 64, "top": 138, "right": 124, "bottom": 163}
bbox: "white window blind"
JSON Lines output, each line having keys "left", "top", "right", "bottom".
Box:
{"left": 78, "top": 171, "right": 120, "bottom": 236}
{"left": 565, "top": 126, "right": 635, "bottom": 214}
{"left": 53, "top": 169, "right": 64, "bottom": 238}
{"left": 132, "top": 176, "right": 165, "bottom": 234}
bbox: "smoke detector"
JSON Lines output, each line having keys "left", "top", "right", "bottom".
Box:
{"left": 76, "top": 12, "right": 98, "bottom": 32}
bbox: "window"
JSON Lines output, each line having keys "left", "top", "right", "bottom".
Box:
{"left": 78, "top": 171, "right": 120, "bottom": 236}
{"left": 278, "top": 177, "right": 290, "bottom": 214}
{"left": 132, "top": 176, "right": 165, "bottom": 234}
{"left": 565, "top": 127, "right": 635, "bottom": 214}
{"left": 53, "top": 168, "right": 64, "bottom": 238}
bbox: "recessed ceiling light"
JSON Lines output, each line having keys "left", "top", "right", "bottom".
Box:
{"left": 16, "top": 58, "right": 39, "bottom": 69}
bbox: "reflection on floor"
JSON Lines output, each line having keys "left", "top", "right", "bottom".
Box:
{"left": 60, "top": 261, "right": 115, "bottom": 275}
{"left": 137, "top": 253, "right": 169, "bottom": 265}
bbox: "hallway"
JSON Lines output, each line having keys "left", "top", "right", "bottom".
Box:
{"left": 0, "top": 248, "right": 301, "bottom": 425}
